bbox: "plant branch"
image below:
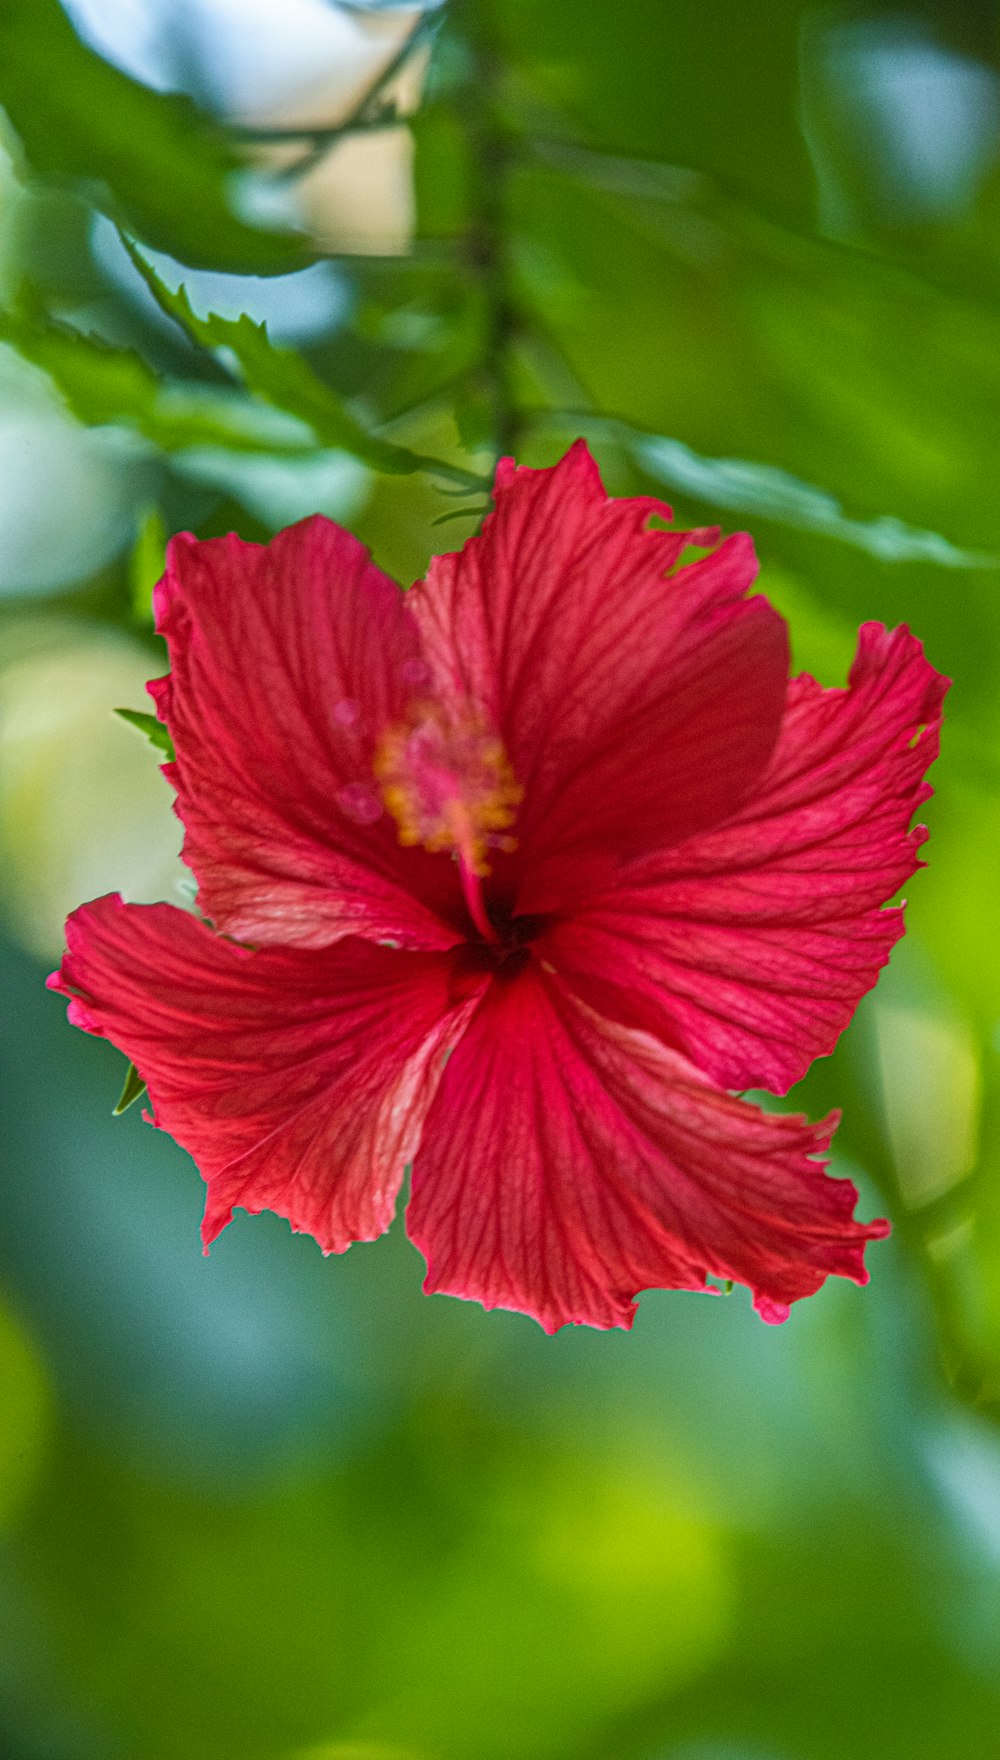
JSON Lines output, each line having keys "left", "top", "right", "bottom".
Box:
{"left": 232, "top": 9, "right": 437, "bottom": 183}
{"left": 455, "top": 8, "right": 523, "bottom": 461}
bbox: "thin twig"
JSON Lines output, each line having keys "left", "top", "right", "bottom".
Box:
{"left": 232, "top": 8, "right": 436, "bottom": 188}
{"left": 458, "top": 10, "right": 523, "bottom": 461}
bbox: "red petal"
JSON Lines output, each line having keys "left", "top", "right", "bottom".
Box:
{"left": 50, "top": 896, "right": 485, "bottom": 1252}
{"left": 542, "top": 623, "right": 948, "bottom": 1093}
{"left": 153, "top": 517, "right": 462, "bottom": 951}
{"left": 408, "top": 441, "right": 789, "bottom": 911}
{"left": 407, "top": 967, "right": 887, "bottom": 1333}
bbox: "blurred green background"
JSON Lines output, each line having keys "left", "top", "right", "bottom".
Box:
{"left": 2, "top": 2, "right": 1000, "bottom": 1756}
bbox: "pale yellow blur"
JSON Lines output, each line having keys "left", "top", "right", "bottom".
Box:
{"left": 249, "top": 11, "right": 430, "bottom": 255}
{"left": 0, "top": 621, "right": 187, "bottom": 959}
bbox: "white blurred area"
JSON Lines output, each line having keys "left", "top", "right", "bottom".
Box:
{"left": 0, "top": 133, "right": 151, "bottom": 602}
{"left": 61, "top": 0, "right": 438, "bottom": 254}
{"left": 0, "top": 621, "right": 188, "bottom": 960}
{"left": 90, "top": 214, "right": 351, "bottom": 346}
{"left": 170, "top": 445, "right": 369, "bottom": 529}
{"left": 801, "top": 12, "right": 1000, "bottom": 233}
{"left": 0, "top": 344, "right": 152, "bottom": 598}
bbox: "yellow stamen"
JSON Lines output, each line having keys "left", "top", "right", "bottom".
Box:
{"left": 374, "top": 703, "right": 521, "bottom": 885}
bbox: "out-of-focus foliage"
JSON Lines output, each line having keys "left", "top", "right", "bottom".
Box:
{"left": 0, "top": 0, "right": 315, "bottom": 271}
{"left": 1, "top": 2, "right": 1000, "bottom": 1758}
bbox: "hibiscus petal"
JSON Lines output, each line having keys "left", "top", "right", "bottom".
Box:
{"left": 50, "top": 895, "right": 485, "bottom": 1252}
{"left": 542, "top": 623, "right": 948, "bottom": 1093}
{"left": 408, "top": 968, "right": 886, "bottom": 1333}
{"left": 407, "top": 441, "right": 789, "bottom": 910}
{"left": 153, "top": 516, "right": 462, "bottom": 951}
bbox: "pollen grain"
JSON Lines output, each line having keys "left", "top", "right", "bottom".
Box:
{"left": 374, "top": 704, "right": 521, "bottom": 880}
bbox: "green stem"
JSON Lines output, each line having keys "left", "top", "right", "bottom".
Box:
{"left": 457, "top": 8, "right": 522, "bottom": 461}
{"left": 232, "top": 8, "right": 437, "bottom": 184}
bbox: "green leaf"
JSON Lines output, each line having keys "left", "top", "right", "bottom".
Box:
{"left": 0, "top": 0, "right": 308, "bottom": 273}
{"left": 114, "top": 708, "right": 175, "bottom": 761}
{"left": 122, "top": 238, "right": 490, "bottom": 490}
{"left": 0, "top": 312, "right": 316, "bottom": 456}
{"left": 431, "top": 503, "right": 490, "bottom": 526}
{"left": 635, "top": 432, "right": 999, "bottom": 568}
{"left": 129, "top": 508, "right": 167, "bottom": 624}
{"left": 113, "top": 1062, "right": 148, "bottom": 1117}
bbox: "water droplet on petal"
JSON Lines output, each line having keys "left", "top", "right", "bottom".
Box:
{"left": 400, "top": 656, "right": 431, "bottom": 689}
{"left": 337, "top": 781, "right": 382, "bottom": 824}
{"left": 332, "top": 697, "right": 360, "bottom": 728}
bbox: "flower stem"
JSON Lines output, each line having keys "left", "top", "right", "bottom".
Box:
{"left": 455, "top": 5, "right": 522, "bottom": 461}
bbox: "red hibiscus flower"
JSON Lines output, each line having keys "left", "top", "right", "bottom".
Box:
{"left": 50, "top": 442, "right": 947, "bottom": 1331}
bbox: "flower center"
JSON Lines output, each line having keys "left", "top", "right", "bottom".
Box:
{"left": 374, "top": 703, "right": 521, "bottom": 943}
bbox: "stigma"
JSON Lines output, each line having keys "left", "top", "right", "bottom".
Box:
{"left": 375, "top": 703, "right": 521, "bottom": 940}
